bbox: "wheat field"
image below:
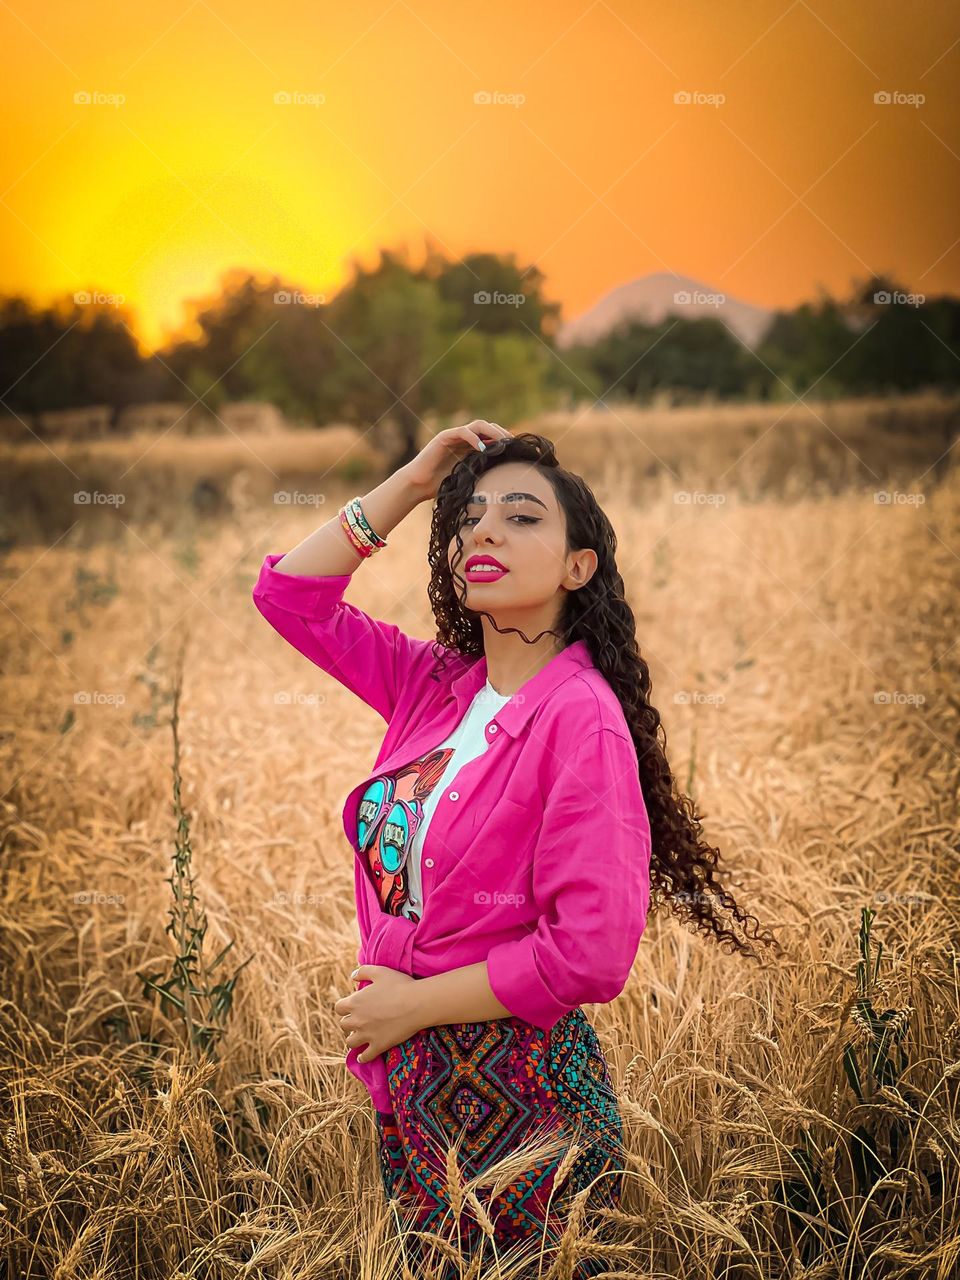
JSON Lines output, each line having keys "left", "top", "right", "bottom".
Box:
{"left": 1, "top": 404, "right": 958, "bottom": 1278}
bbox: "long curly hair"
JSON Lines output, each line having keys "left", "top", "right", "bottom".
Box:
{"left": 423, "top": 432, "right": 783, "bottom": 962}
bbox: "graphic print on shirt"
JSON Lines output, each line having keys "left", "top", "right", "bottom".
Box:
{"left": 357, "top": 747, "right": 454, "bottom": 921}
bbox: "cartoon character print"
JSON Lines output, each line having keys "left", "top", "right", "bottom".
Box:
{"left": 356, "top": 747, "right": 454, "bottom": 920}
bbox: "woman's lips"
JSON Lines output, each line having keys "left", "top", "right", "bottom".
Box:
{"left": 464, "top": 565, "right": 509, "bottom": 583}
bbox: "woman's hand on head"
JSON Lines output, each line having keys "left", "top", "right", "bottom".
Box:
{"left": 334, "top": 964, "right": 426, "bottom": 1063}
{"left": 403, "top": 420, "right": 512, "bottom": 501}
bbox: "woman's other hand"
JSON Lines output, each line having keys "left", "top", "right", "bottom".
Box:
{"left": 334, "top": 964, "right": 426, "bottom": 1063}
{"left": 403, "top": 420, "right": 512, "bottom": 501}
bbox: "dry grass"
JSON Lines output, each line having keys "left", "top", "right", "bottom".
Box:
{"left": 1, "top": 391, "right": 957, "bottom": 548}
{"left": 1, "top": 402, "right": 958, "bottom": 1277}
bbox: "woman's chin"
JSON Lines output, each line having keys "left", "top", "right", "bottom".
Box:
{"left": 464, "top": 582, "right": 513, "bottom": 610}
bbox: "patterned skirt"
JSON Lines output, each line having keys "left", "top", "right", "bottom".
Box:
{"left": 374, "top": 1006, "right": 625, "bottom": 1277}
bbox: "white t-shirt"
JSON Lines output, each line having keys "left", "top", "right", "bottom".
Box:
{"left": 356, "top": 677, "right": 512, "bottom": 922}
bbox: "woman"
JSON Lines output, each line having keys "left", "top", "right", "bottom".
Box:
{"left": 252, "top": 423, "right": 780, "bottom": 1276}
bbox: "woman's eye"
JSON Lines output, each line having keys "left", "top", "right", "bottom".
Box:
{"left": 461, "top": 515, "right": 539, "bottom": 526}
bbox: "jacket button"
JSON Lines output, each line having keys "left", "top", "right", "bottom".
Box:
{"left": 449, "top": 790, "right": 459, "bottom": 801}
{"left": 424, "top": 857, "right": 434, "bottom": 868}
{"left": 488, "top": 723, "right": 498, "bottom": 734}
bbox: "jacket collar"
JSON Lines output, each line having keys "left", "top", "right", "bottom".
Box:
{"left": 448, "top": 638, "right": 594, "bottom": 738}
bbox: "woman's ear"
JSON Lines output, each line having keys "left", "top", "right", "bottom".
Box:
{"left": 565, "top": 548, "right": 598, "bottom": 591}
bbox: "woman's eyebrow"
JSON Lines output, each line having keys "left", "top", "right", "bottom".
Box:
{"left": 467, "top": 492, "right": 548, "bottom": 510}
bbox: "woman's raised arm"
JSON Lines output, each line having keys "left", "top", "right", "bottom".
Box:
{"left": 270, "top": 420, "right": 508, "bottom": 577}
{"left": 252, "top": 422, "right": 511, "bottom": 722}
{"left": 270, "top": 460, "right": 431, "bottom": 578}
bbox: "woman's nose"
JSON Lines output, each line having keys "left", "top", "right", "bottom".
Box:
{"left": 472, "top": 520, "right": 501, "bottom": 544}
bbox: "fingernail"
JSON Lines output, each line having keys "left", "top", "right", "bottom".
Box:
{"left": 476, "top": 440, "right": 486, "bottom": 451}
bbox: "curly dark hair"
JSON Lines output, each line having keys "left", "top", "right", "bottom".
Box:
{"left": 422, "top": 431, "right": 783, "bottom": 963}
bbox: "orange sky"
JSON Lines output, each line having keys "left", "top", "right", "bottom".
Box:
{"left": 1, "top": 0, "right": 957, "bottom": 352}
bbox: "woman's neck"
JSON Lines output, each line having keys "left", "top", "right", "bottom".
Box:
{"left": 481, "top": 623, "right": 565, "bottom": 696}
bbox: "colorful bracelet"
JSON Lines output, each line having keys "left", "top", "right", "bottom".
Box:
{"left": 338, "top": 506, "right": 371, "bottom": 557}
{"left": 338, "top": 497, "right": 387, "bottom": 558}
{"left": 344, "top": 501, "right": 378, "bottom": 554}
{"left": 347, "top": 496, "right": 387, "bottom": 549}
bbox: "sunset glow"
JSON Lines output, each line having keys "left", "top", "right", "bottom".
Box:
{"left": 1, "top": 0, "right": 957, "bottom": 351}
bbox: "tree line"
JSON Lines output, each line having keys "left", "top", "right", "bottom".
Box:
{"left": 1, "top": 245, "right": 956, "bottom": 465}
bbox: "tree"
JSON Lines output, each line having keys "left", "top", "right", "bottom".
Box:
{"left": 582, "top": 315, "right": 761, "bottom": 403}
{"left": 160, "top": 269, "right": 341, "bottom": 424}
{"left": 0, "top": 293, "right": 145, "bottom": 426}
{"left": 324, "top": 249, "right": 462, "bottom": 467}
{"left": 756, "top": 291, "right": 856, "bottom": 397}
{"left": 426, "top": 250, "right": 562, "bottom": 341}
{"left": 841, "top": 274, "right": 953, "bottom": 393}
{"left": 425, "top": 329, "right": 557, "bottom": 424}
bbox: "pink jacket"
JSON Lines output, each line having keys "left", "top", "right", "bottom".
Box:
{"left": 253, "top": 552, "right": 652, "bottom": 1111}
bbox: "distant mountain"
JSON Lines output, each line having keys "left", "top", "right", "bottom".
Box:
{"left": 555, "top": 271, "right": 774, "bottom": 350}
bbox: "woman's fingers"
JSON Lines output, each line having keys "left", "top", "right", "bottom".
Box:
{"left": 460, "top": 425, "right": 487, "bottom": 452}
{"left": 463, "top": 421, "right": 512, "bottom": 452}
{"left": 474, "top": 419, "right": 511, "bottom": 441}
{"left": 346, "top": 1030, "right": 377, "bottom": 1057}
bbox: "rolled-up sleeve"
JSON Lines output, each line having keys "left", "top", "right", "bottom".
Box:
{"left": 486, "top": 727, "right": 651, "bottom": 1030}
{"left": 252, "top": 553, "right": 438, "bottom": 723}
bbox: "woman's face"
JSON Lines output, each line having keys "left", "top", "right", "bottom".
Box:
{"left": 447, "top": 462, "right": 596, "bottom": 619}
